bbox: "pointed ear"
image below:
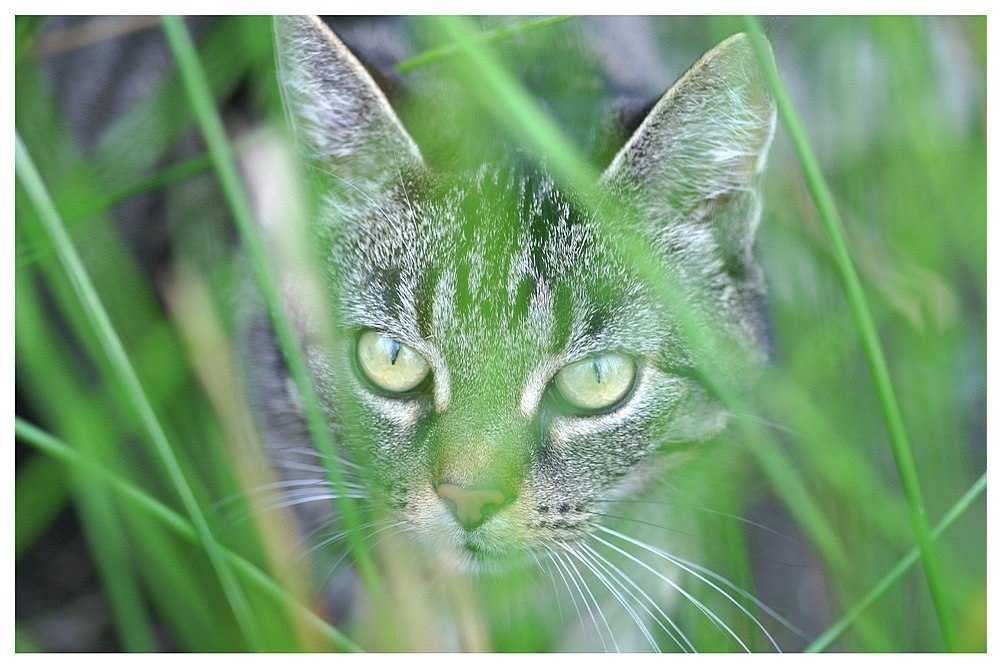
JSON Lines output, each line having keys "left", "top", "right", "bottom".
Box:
{"left": 602, "top": 33, "right": 776, "bottom": 266}
{"left": 273, "top": 16, "right": 423, "bottom": 191}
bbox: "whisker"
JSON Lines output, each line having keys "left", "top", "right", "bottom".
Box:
{"left": 532, "top": 551, "right": 565, "bottom": 627}
{"left": 557, "top": 543, "right": 620, "bottom": 653}
{"left": 213, "top": 481, "right": 368, "bottom": 529}
{"left": 580, "top": 542, "right": 694, "bottom": 653}
{"left": 272, "top": 459, "right": 362, "bottom": 476}
{"left": 590, "top": 511, "right": 702, "bottom": 541}
{"left": 220, "top": 477, "right": 365, "bottom": 507}
{"left": 563, "top": 541, "right": 656, "bottom": 652}
{"left": 659, "top": 550, "right": 807, "bottom": 642}
{"left": 598, "top": 527, "right": 778, "bottom": 652}
{"left": 725, "top": 411, "right": 799, "bottom": 436}
{"left": 590, "top": 532, "right": 750, "bottom": 652}
{"left": 302, "top": 517, "right": 396, "bottom": 561}
{"left": 592, "top": 501, "right": 795, "bottom": 544}
{"left": 315, "top": 519, "right": 407, "bottom": 592}
{"left": 594, "top": 512, "right": 810, "bottom": 641}
{"left": 256, "top": 492, "right": 369, "bottom": 516}
{"left": 591, "top": 510, "right": 801, "bottom": 573}
{"left": 549, "top": 549, "right": 603, "bottom": 652}
{"left": 275, "top": 446, "right": 363, "bottom": 471}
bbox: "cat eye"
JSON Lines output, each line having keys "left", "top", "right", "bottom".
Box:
{"left": 356, "top": 331, "right": 430, "bottom": 394}
{"left": 553, "top": 352, "right": 636, "bottom": 412}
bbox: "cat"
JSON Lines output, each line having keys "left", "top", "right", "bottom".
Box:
{"left": 242, "top": 15, "right": 777, "bottom": 652}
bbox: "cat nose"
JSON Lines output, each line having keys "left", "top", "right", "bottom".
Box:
{"left": 435, "top": 483, "right": 512, "bottom": 531}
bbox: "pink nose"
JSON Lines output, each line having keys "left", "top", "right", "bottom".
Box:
{"left": 436, "top": 483, "right": 510, "bottom": 530}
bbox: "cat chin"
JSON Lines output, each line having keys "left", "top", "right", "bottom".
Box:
{"left": 397, "top": 519, "right": 535, "bottom": 578}
{"left": 438, "top": 543, "right": 538, "bottom": 579}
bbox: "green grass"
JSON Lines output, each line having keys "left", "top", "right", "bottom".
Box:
{"left": 15, "top": 15, "right": 985, "bottom": 652}
{"left": 744, "top": 16, "right": 956, "bottom": 647}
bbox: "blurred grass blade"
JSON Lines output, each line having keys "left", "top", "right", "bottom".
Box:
{"left": 396, "top": 16, "right": 576, "bottom": 72}
{"left": 431, "top": 15, "right": 600, "bottom": 192}
{"left": 15, "top": 628, "right": 40, "bottom": 652}
{"left": 743, "top": 16, "right": 956, "bottom": 649}
{"left": 14, "top": 455, "right": 68, "bottom": 560}
{"left": 807, "top": 472, "right": 986, "bottom": 652}
{"left": 14, "top": 418, "right": 363, "bottom": 653}
{"left": 16, "top": 151, "right": 211, "bottom": 268}
{"left": 16, "top": 249, "right": 162, "bottom": 651}
{"left": 158, "top": 16, "right": 386, "bottom": 614}
{"left": 165, "top": 261, "right": 328, "bottom": 651}
{"left": 15, "top": 133, "right": 261, "bottom": 649}
{"left": 742, "top": 434, "right": 849, "bottom": 573}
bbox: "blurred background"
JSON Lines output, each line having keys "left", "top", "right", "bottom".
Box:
{"left": 15, "top": 16, "right": 985, "bottom": 652}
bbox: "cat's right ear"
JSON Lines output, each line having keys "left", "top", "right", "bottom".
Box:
{"left": 273, "top": 16, "right": 423, "bottom": 191}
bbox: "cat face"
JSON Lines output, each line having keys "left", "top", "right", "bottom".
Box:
{"left": 270, "top": 16, "right": 775, "bottom": 573}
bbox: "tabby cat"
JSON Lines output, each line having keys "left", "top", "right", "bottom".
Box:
{"left": 244, "top": 15, "right": 777, "bottom": 651}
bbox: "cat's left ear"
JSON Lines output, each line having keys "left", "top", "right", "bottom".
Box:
{"left": 273, "top": 16, "right": 424, "bottom": 192}
{"left": 602, "top": 33, "right": 776, "bottom": 265}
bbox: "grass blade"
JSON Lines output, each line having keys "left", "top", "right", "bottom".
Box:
{"left": 806, "top": 472, "right": 986, "bottom": 652}
{"left": 159, "top": 15, "right": 388, "bottom": 630}
{"left": 395, "top": 16, "right": 576, "bottom": 73}
{"left": 429, "top": 15, "right": 599, "bottom": 192}
{"left": 15, "top": 133, "right": 261, "bottom": 649}
{"left": 14, "top": 418, "right": 363, "bottom": 653}
{"left": 14, "top": 455, "right": 68, "bottom": 560}
{"left": 743, "top": 16, "right": 956, "bottom": 649}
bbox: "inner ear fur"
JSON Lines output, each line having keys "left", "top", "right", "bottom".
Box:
{"left": 273, "top": 15, "right": 423, "bottom": 191}
{"left": 602, "top": 33, "right": 777, "bottom": 263}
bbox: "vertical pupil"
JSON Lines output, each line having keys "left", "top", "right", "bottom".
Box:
{"left": 388, "top": 339, "right": 401, "bottom": 365}
{"left": 593, "top": 358, "right": 603, "bottom": 384}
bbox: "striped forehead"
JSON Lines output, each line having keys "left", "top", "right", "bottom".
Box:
{"left": 332, "top": 166, "right": 649, "bottom": 362}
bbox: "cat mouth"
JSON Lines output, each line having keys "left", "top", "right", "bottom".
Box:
{"left": 463, "top": 539, "right": 502, "bottom": 563}
{"left": 456, "top": 541, "right": 523, "bottom": 576}
{"left": 459, "top": 537, "right": 533, "bottom": 570}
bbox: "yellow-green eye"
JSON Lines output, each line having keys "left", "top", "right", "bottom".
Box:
{"left": 553, "top": 352, "right": 636, "bottom": 412}
{"left": 357, "top": 331, "right": 430, "bottom": 393}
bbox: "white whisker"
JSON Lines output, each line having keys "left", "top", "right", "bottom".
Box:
{"left": 600, "top": 526, "right": 784, "bottom": 650}
{"left": 598, "top": 527, "right": 780, "bottom": 651}
{"left": 591, "top": 532, "right": 750, "bottom": 652}
{"left": 660, "top": 549, "right": 805, "bottom": 643}
{"left": 580, "top": 542, "right": 694, "bottom": 653}
{"left": 315, "top": 520, "right": 407, "bottom": 592}
{"left": 563, "top": 544, "right": 621, "bottom": 653}
{"left": 548, "top": 549, "right": 597, "bottom": 651}
{"left": 258, "top": 492, "right": 369, "bottom": 515}
{"left": 275, "top": 446, "right": 363, "bottom": 471}
{"left": 563, "top": 541, "right": 656, "bottom": 652}
{"left": 593, "top": 500, "right": 794, "bottom": 544}
{"left": 532, "top": 550, "right": 566, "bottom": 626}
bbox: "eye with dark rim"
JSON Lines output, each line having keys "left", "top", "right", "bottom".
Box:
{"left": 354, "top": 330, "right": 432, "bottom": 397}
{"left": 548, "top": 352, "right": 637, "bottom": 416}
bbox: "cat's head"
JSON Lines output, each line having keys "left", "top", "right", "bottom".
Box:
{"left": 272, "top": 16, "right": 775, "bottom": 573}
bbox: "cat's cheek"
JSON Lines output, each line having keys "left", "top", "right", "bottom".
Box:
{"left": 356, "top": 392, "right": 424, "bottom": 436}
{"left": 635, "top": 373, "right": 700, "bottom": 445}
{"left": 658, "top": 382, "right": 729, "bottom": 443}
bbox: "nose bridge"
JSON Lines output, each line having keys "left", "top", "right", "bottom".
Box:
{"left": 428, "top": 339, "right": 534, "bottom": 529}
{"left": 429, "top": 391, "right": 531, "bottom": 484}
